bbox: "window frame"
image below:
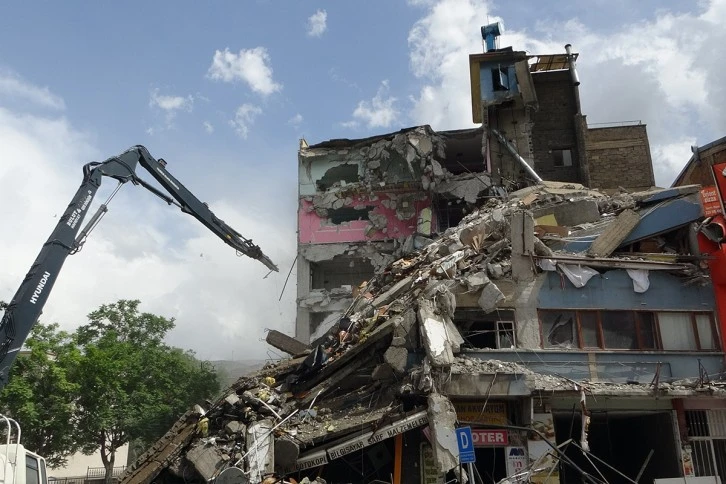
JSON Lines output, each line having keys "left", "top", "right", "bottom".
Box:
{"left": 538, "top": 309, "right": 719, "bottom": 351}
{"left": 552, "top": 148, "right": 573, "bottom": 167}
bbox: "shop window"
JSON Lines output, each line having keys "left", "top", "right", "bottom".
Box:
{"left": 552, "top": 149, "right": 572, "bottom": 167}
{"left": 538, "top": 310, "right": 718, "bottom": 351}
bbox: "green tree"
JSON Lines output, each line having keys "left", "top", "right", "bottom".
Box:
{"left": 72, "top": 300, "right": 221, "bottom": 484}
{"left": 0, "top": 323, "right": 81, "bottom": 468}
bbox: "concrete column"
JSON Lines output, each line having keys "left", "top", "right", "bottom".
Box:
{"left": 510, "top": 211, "right": 543, "bottom": 349}
{"left": 510, "top": 211, "right": 534, "bottom": 283}
{"left": 295, "top": 254, "right": 312, "bottom": 343}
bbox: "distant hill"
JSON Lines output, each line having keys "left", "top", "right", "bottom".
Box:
{"left": 208, "top": 359, "right": 269, "bottom": 387}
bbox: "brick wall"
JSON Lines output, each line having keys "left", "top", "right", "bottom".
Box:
{"left": 673, "top": 138, "right": 726, "bottom": 188}
{"left": 531, "top": 70, "right": 583, "bottom": 184}
{"left": 586, "top": 125, "right": 655, "bottom": 190}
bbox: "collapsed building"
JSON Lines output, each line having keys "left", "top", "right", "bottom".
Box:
{"left": 121, "top": 24, "right": 726, "bottom": 484}
{"left": 122, "top": 181, "right": 725, "bottom": 484}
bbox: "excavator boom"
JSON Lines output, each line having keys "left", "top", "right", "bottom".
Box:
{"left": 0, "top": 146, "right": 277, "bottom": 387}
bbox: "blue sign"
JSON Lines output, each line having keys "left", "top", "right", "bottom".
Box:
{"left": 456, "top": 427, "right": 476, "bottom": 463}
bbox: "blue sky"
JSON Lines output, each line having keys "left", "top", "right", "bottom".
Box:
{"left": 1, "top": 0, "right": 724, "bottom": 361}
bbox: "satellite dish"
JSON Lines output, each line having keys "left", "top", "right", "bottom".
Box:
{"left": 216, "top": 467, "right": 248, "bottom": 484}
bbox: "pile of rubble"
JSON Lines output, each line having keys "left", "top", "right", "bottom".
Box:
{"left": 121, "top": 181, "right": 719, "bottom": 484}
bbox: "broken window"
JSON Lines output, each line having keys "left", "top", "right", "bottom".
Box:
{"left": 601, "top": 311, "right": 637, "bottom": 349}
{"left": 552, "top": 149, "right": 572, "bottom": 167}
{"left": 492, "top": 65, "right": 509, "bottom": 91}
{"left": 455, "top": 309, "right": 515, "bottom": 349}
{"left": 541, "top": 311, "right": 576, "bottom": 348}
{"left": 538, "top": 310, "right": 718, "bottom": 351}
{"left": 327, "top": 206, "right": 373, "bottom": 224}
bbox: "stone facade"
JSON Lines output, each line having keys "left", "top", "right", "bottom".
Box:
{"left": 586, "top": 124, "right": 655, "bottom": 191}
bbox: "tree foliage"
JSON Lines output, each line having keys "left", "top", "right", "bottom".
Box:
{"left": 72, "top": 300, "right": 221, "bottom": 482}
{"left": 0, "top": 299, "right": 221, "bottom": 480}
{"left": 0, "top": 323, "right": 80, "bottom": 468}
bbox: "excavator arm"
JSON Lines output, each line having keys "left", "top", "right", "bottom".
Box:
{"left": 0, "top": 146, "right": 277, "bottom": 387}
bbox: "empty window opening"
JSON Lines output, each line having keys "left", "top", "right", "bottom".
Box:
{"left": 327, "top": 206, "right": 374, "bottom": 224}
{"left": 311, "top": 257, "right": 375, "bottom": 291}
{"left": 552, "top": 149, "right": 573, "bottom": 167}
{"left": 492, "top": 65, "right": 510, "bottom": 91}
{"left": 539, "top": 309, "right": 718, "bottom": 351}
{"left": 316, "top": 164, "right": 359, "bottom": 191}
{"left": 456, "top": 309, "right": 516, "bottom": 349}
{"left": 434, "top": 197, "right": 468, "bottom": 232}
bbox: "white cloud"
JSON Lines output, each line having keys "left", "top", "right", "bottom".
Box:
{"left": 349, "top": 80, "right": 400, "bottom": 129}
{"left": 149, "top": 88, "right": 193, "bottom": 112}
{"left": 207, "top": 47, "right": 282, "bottom": 96}
{"left": 149, "top": 89, "right": 193, "bottom": 127}
{"left": 407, "top": 0, "right": 726, "bottom": 186}
{"left": 229, "top": 104, "right": 262, "bottom": 138}
{"left": 203, "top": 120, "right": 214, "bottom": 133}
{"left": 0, "top": 79, "right": 297, "bottom": 362}
{"left": 652, "top": 138, "right": 697, "bottom": 185}
{"left": 407, "top": 0, "right": 494, "bottom": 130}
{"left": 307, "top": 9, "right": 328, "bottom": 37}
{"left": 287, "top": 113, "right": 303, "bottom": 126}
{"left": 0, "top": 70, "right": 65, "bottom": 110}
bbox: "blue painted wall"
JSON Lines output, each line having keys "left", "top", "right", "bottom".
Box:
{"left": 479, "top": 61, "right": 518, "bottom": 105}
{"left": 538, "top": 270, "right": 715, "bottom": 311}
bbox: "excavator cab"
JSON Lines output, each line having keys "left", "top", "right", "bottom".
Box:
{"left": 0, "top": 415, "right": 47, "bottom": 484}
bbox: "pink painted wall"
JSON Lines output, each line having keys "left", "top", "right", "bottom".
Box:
{"left": 298, "top": 192, "right": 431, "bottom": 244}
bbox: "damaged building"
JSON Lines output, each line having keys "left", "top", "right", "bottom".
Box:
{"left": 121, "top": 24, "right": 726, "bottom": 484}
{"left": 123, "top": 181, "right": 726, "bottom": 484}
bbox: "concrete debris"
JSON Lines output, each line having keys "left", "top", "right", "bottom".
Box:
{"left": 586, "top": 208, "right": 640, "bottom": 257}
{"left": 122, "top": 181, "right": 717, "bottom": 484}
{"left": 426, "top": 393, "right": 460, "bottom": 473}
{"left": 265, "top": 330, "right": 310, "bottom": 356}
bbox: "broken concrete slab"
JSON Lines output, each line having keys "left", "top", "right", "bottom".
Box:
{"left": 273, "top": 437, "right": 300, "bottom": 471}
{"left": 186, "top": 442, "right": 226, "bottom": 481}
{"left": 372, "top": 276, "right": 413, "bottom": 308}
{"left": 224, "top": 392, "right": 240, "bottom": 406}
{"left": 418, "top": 299, "right": 456, "bottom": 367}
{"left": 587, "top": 208, "right": 640, "bottom": 257}
{"left": 426, "top": 393, "right": 459, "bottom": 473}
{"left": 532, "top": 198, "right": 601, "bottom": 227}
{"left": 477, "top": 282, "right": 505, "bottom": 312}
{"left": 246, "top": 419, "right": 275, "bottom": 484}
{"left": 384, "top": 345, "right": 409, "bottom": 375}
{"left": 225, "top": 421, "right": 246, "bottom": 436}
{"left": 266, "top": 330, "right": 310, "bottom": 356}
{"left": 392, "top": 309, "right": 418, "bottom": 350}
